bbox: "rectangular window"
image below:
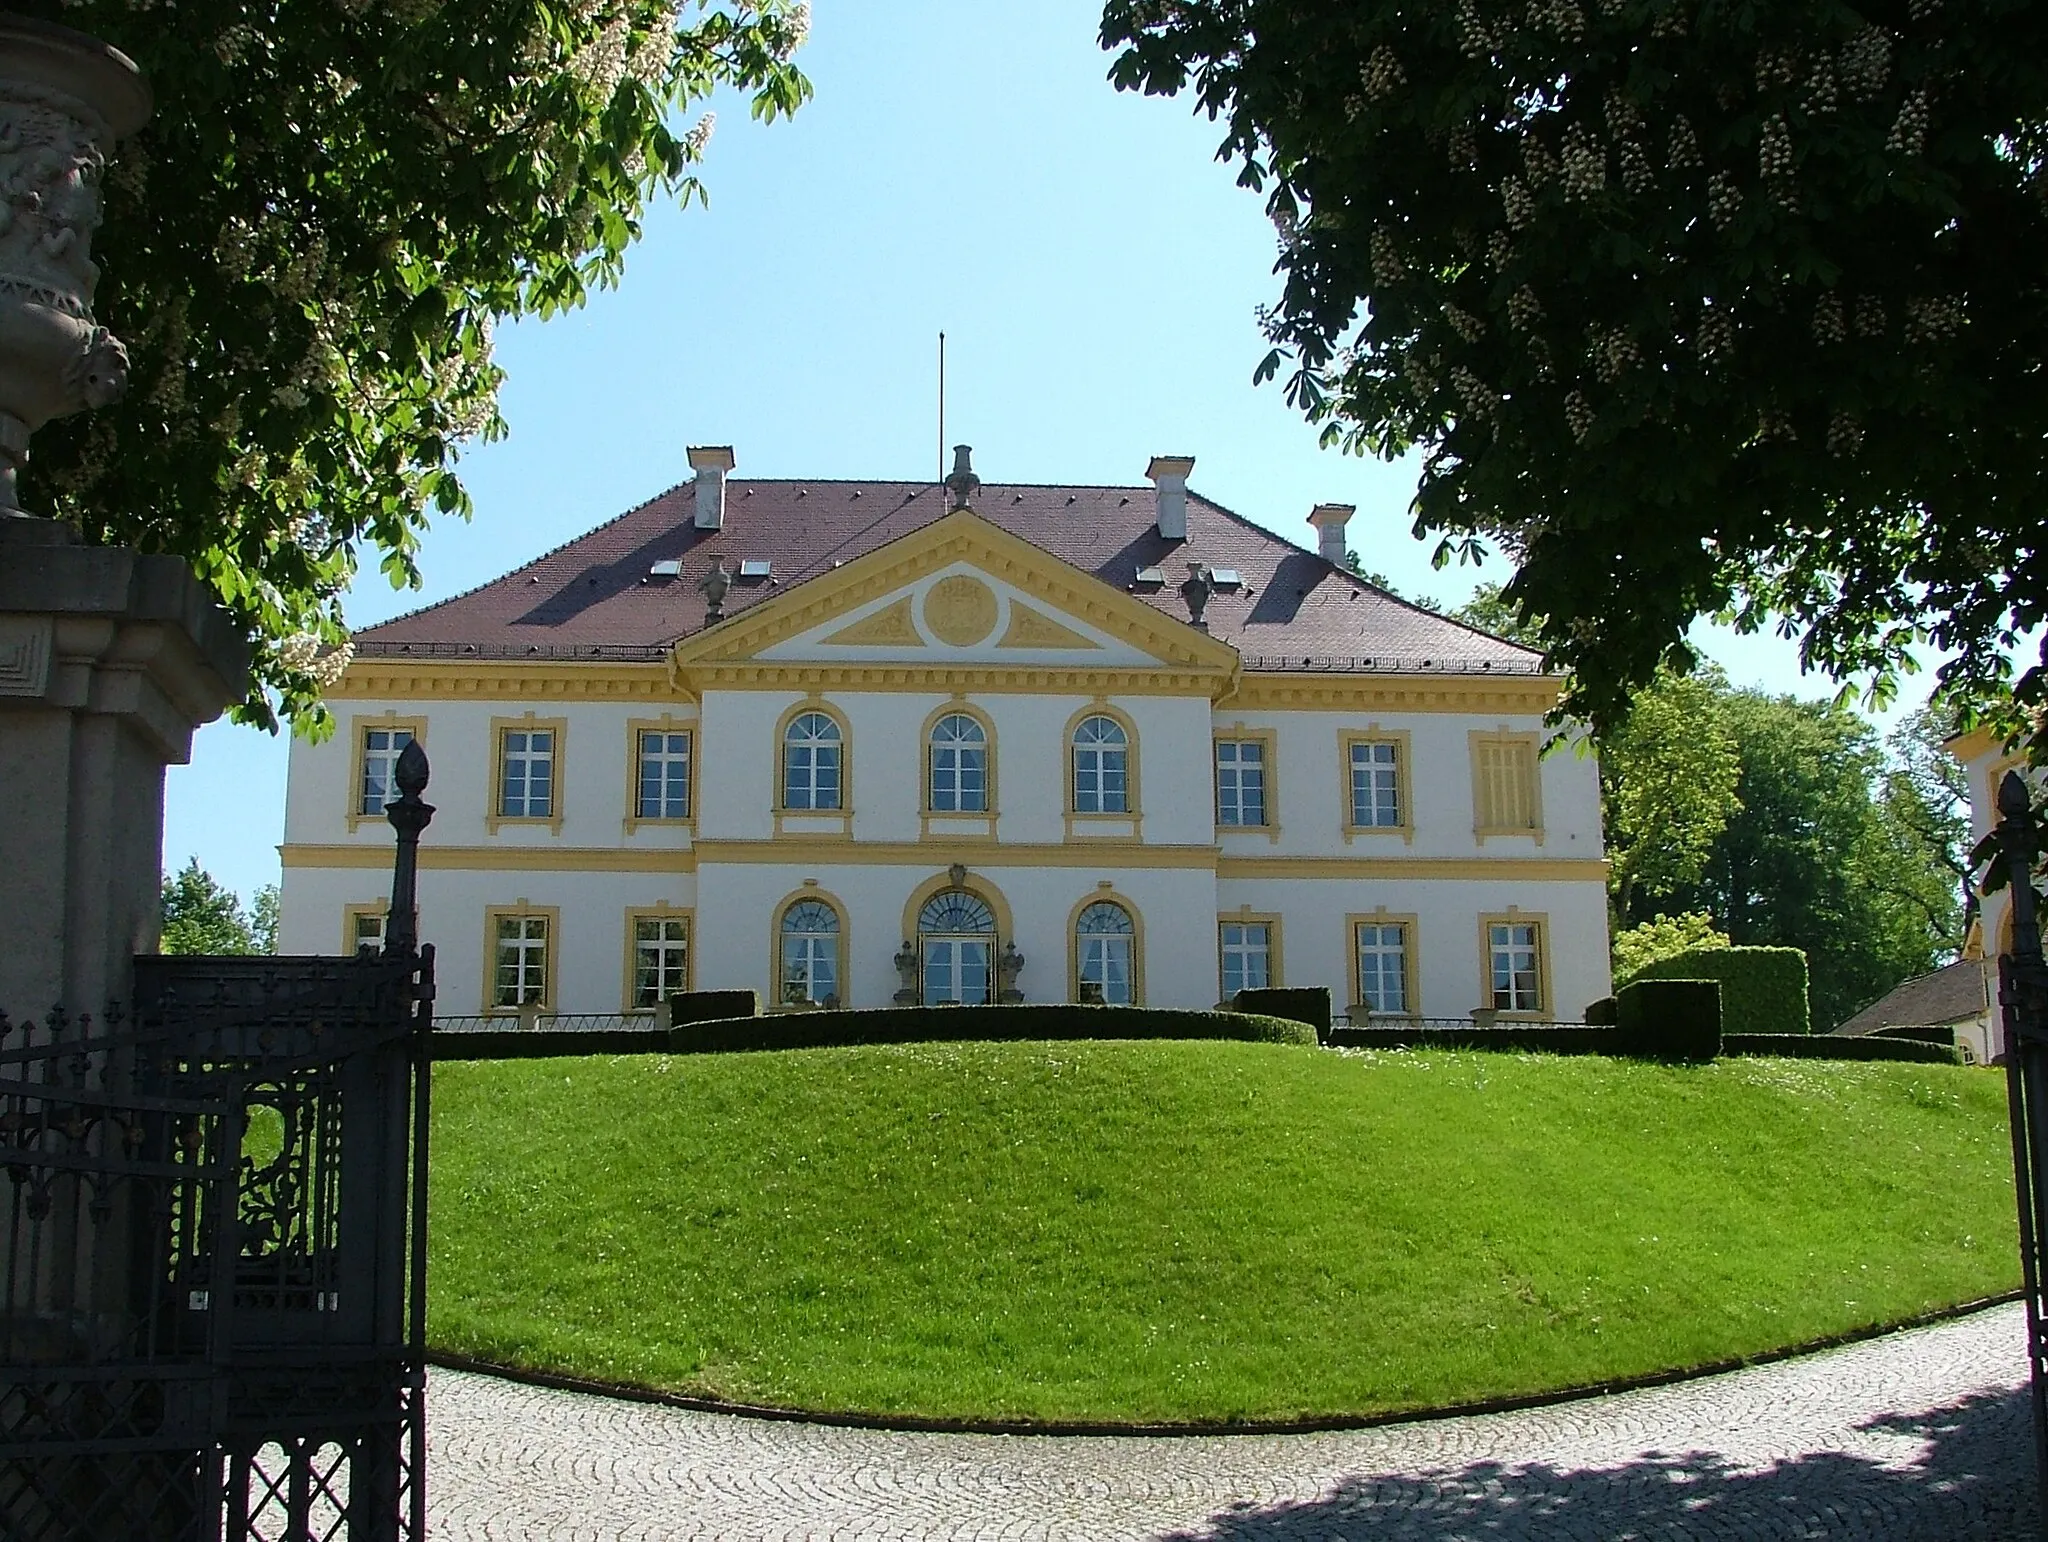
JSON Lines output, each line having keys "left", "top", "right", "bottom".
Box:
{"left": 1219, "top": 922, "right": 1271, "bottom": 998}
{"left": 636, "top": 730, "right": 692, "bottom": 820}
{"left": 632, "top": 916, "right": 690, "bottom": 1008}
{"left": 1488, "top": 921, "right": 1543, "bottom": 1013}
{"left": 359, "top": 727, "right": 414, "bottom": 816}
{"left": 1356, "top": 922, "right": 1410, "bottom": 1014}
{"left": 493, "top": 914, "right": 550, "bottom": 1008}
{"left": 499, "top": 729, "right": 556, "bottom": 819}
{"left": 1473, "top": 735, "right": 1541, "bottom": 834}
{"left": 1215, "top": 740, "right": 1267, "bottom": 827}
{"left": 1349, "top": 739, "right": 1401, "bottom": 829}
{"left": 350, "top": 910, "right": 386, "bottom": 955}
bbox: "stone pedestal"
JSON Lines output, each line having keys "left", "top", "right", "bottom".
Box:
{"left": 0, "top": 521, "right": 248, "bottom": 1020}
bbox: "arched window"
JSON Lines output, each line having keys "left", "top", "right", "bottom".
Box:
{"left": 1075, "top": 900, "right": 1135, "bottom": 1005}
{"left": 782, "top": 711, "right": 843, "bottom": 810}
{"left": 917, "top": 889, "right": 996, "bottom": 1004}
{"left": 779, "top": 899, "right": 841, "bottom": 1006}
{"left": 928, "top": 713, "right": 988, "bottom": 813}
{"left": 1071, "top": 715, "right": 1128, "bottom": 814}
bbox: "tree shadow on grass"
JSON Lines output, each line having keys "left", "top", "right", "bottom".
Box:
{"left": 1167, "top": 1386, "right": 2034, "bottom": 1541}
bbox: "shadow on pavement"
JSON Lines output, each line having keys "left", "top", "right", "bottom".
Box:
{"left": 1168, "top": 1386, "right": 2034, "bottom": 1541}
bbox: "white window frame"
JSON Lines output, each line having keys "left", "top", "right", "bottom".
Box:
{"left": 1214, "top": 739, "right": 1268, "bottom": 828}
{"left": 1355, "top": 921, "right": 1411, "bottom": 1015}
{"left": 1071, "top": 715, "right": 1129, "bottom": 815}
{"left": 632, "top": 914, "right": 691, "bottom": 1009}
{"left": 635, "top": 729, "right": 693, "bottom": 821}
{"left": 928, "top": 713, "right": 989, "bottom": 814}
{"left": 781, "top": 712, "right": 844, "bottom": 812}
{"left": 1219, "top": 921, "right": 1271, "bottom": 998}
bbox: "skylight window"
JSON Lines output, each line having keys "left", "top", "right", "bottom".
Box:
{"left": 648, "top": 559, "right": 682, "bottom": 578}
{"left": 1133, "top": 566, "right": 1166, "bottom": 586}
{"left": 1209, "top": 568, "right": 1243, "bottom": 589}
{"left": 738, "top": 559, "right": 773, "bottom": 581}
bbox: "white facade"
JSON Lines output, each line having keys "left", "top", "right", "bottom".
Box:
{"left": 281, "top": 510, "right": 1612, "bottom": 1020}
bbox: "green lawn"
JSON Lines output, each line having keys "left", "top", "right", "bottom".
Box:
{"left": 428, "top": 1041, "right": 2018, "bottom": 1424}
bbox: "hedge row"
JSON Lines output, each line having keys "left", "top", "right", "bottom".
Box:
{"left": 1628, "top": 946, "right": 1811, "bottom": 1036}
{"left": 1327, "top": 1024, "right": 1615, "bottom": 1055}
{"left": 434, "top": 1028, "right": 669, "bottom": 1060}
{"left": 1726, "top": 1033, "right": 1963, "bottom": 1065}
{"left": 1229, "top": 987, "right": 1332, "bottom": 1040}
{"left": 667, "top": 1004, "right": 1319, "bottom": 1053}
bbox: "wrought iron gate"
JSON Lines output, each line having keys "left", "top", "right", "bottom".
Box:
{"left": 2, "top": 745, "right": 435, "bottom": 1542}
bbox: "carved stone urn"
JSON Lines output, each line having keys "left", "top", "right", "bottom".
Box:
{"left": 0, "top": 16, "right": 149, "bottom": 518}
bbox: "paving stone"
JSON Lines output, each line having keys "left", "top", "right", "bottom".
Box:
{"left": 426, "top": 1303, "right": 2035, "bottom": 1540}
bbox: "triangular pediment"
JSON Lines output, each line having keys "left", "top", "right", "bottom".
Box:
{"left": 668, "top": 510, "right": 1239, "bottom": 677}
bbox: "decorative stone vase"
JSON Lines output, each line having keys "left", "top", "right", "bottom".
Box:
{"left": 0, "top": 16, "right": 150, "bottom": 518}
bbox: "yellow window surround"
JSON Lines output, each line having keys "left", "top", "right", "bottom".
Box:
{"left": 621, "top": 901, "right": 694, "bottom": 1015}
{"left": 624, "top": 713, "right": 699, "bottom": 834}
{"left": 1213, "top": 724, "right": 1280, "bottom": 843}
{"left": 1347, "top": 907, "right": 1421, "bottom": 1018}
{"left": 1339, "top": 726, "right": 1413, "bottom": 845}
{"left": 487, "top": 713, "right": 568, "bottom": 835}
{"left": 1477, "top": 907, "right": 1552, "bottom": 1020}
{"left": 1217, "top": 905, "right": 1285, "bottom": 1000}
{"left": 482, "top": 901, "right": 560, "bottom": 1016}
{"left": 1469, "top": 727, "right": 1544, "bottom": 845}
{"left": 346, "top": 712, "right": 427, "bottom": 834}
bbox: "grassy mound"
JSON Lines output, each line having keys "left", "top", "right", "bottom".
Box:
{"left": 428, "top": 1042, "right": 2017, "bottom": 1424}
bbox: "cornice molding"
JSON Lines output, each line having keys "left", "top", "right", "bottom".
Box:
{"left": 1227, "top": 673, "right": 1563, "bottom": 713}
{"left": 281, "top": 843, "right": 696, "bottom": 872}
{"left": 328, "top": 662, "right": 678, "bottom": 702}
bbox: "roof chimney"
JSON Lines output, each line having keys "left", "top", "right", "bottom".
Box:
{"left": 1308, "top": 502, "right": 1355, "bottom": 566}
{"left": 688, "top": 445, "right": 735, "bottom": 530}
{"left": 1147, "top": 454, "right": 1196, "bottom": 541}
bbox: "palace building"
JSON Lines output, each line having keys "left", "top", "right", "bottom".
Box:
{"left": 276, "top": 447, "right": 1614, "bottom": 1020}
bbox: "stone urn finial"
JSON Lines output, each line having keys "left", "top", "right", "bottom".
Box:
{"left": 0, "top": 16, "right": 151, "bottom": 520}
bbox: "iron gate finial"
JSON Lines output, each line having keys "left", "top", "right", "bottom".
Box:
{"left": 384, "top": 740, "right": 435, "bottom": 956}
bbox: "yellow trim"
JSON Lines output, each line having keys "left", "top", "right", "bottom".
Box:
{"left": 920, "top": 699, "right": 998, "bottom": 825}
{"left": 999, "top": 601, "right": 1099, "bottom": 650}
{"left": 1470, "top": 727, "right": 1545, "bottom": 844}
{"left": 772, "top": 883, "right": 850, "bottom": 1008}
{"left": 821, "top": 595, "right": 920, "bottom": 647}
{"left": 1064, "top": 700, "right": 1142, "bottom": 836}
{"left": 668, "top": 508, "right": 1240, "bottom": 677}
{"left": 345, "top": 712, "right": 426, "bottom": 833}
{"left": 622, "top": 902, "right": 694, "bottom": 1015}
{"left": 488, "top": 713, "right": 567, "bottom": 835}
{"left": 623, "top": 714, "right": 698, "bottom": 835}
{"left": 1230, "top": 674, "right": 1562, "bottom": 713}
{"left": 1213, "top": 725, "right": 1279, "bottom": 842}
{"left": 1220, "top": 855, "right": 1605, "bottom": 881}
{"left": 282, "top": 840, "right": 1606, "bottom": 881}
{"left": 482, "top": 902, "right": 560, "bottom": 1015}
{"left": 774, "top": 697, "right": 853, "bottom": 836}
{"left": 341, "top": 901, "right": 389, "bottom": 956}
{"left": 1339, "top": 726, "right": 1415, "bottom": 845}
{"left": 1347, "top": 908, "right": 1421, "bottom": 1017}
{"left": 1478, "top": 907, "right": 1553, "bottom": 1020}
{"left": 1068, "top": 886, "right": 1145, "bottom": 1005}
{"left": 922, "top": 573, "right": 1002, "bottom": 647}
{"left": 330, "top": 661, "right": 675, "bottom": 701}
{"left": 1218, "top": 908, "right": 1285, "bottom": 996}
{"left": 1945, "top": 725, "right": 2005, "bottom": 764}
{"left": 901, "top": 871, "right": 1017, "bottom": 1004}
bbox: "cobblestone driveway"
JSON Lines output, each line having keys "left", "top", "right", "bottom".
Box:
{"left": 427, "top": 1302, "right": 2032, "bottom": 1540}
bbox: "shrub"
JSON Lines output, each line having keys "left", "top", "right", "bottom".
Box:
{"left": 666, "top": 1004, "right": 1318, "bottom": 1054}
{"left": 1631, "top": 947, "right": 1810, "bottom": 1036}
{"left": 1725, "top": 1033, "right": 1962, "bottom": 1065}
{"left": 1611, "top": 911, "right": 1730, "bottom": 984}
{"left": 1583, "top": 995, "right": 1618, "bottom": 1026}
{"left": 1231, "top": 987, "right": 1332, "bottom": 1042}
{"left": 665, "top": 990, "right": 760, "bottom": 1027}
{"left": 1615, "top": 978, "right": 1723, "bottom": 1062}
{"left": 435, "top": 1027, "right": 668, "bottom": 1060}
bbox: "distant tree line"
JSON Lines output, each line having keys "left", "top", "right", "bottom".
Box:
{"left": 159, "top": 859, "right": 277, "bottom": 956}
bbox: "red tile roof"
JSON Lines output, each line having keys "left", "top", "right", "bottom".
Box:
{"left": 357, "top": 479, "right": 1544, "bottom": 675}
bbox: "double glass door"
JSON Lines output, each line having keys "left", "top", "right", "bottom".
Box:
{"left": 918, "top": 889, "right": 996, "bottom": 1005}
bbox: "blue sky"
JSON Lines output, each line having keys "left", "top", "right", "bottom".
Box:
{"left": 164, "top": 0, "right": 1925, "bottom": 904}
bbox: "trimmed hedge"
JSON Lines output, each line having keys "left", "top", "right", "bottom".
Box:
{"left": 1328, "top": 1024, "right": 1615, "bottom": 1055}
{"left": 1728, "top": 1033, "right": 1963, "bottom": 1065}
{"left": 1583, "top": 995, "right": 1618, "bottom": 1026}
{"left": 1230, "top": 987, "right": 1332, "bottom": 1042}
{"left": 665, "top": 990, "right": 761, "bottom": 1027}
{"left": 1616, "top": 977, "right": 1723, "bottom": 1062}
{"left": 435, "top": 1028, "right": 668, "bottom": 1060}
{"left": 667, "top": 1004, "right": 1318, "bottom": 1054}
{"left": 1630, "top": 946, "right": 1810, "bottom": 1036}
